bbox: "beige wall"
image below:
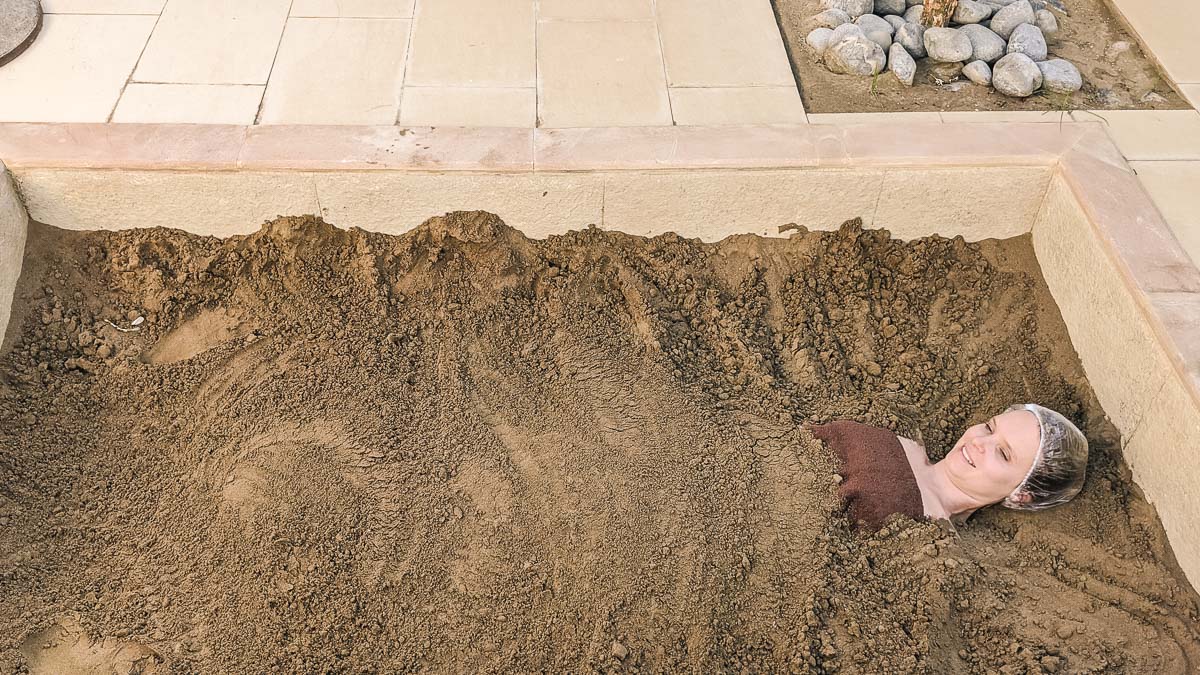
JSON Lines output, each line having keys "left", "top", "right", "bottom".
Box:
{"left": 0, "top": 162, "right": 29, "bottom": 352}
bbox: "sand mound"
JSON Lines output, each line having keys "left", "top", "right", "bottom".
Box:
{"left": 1, "top": 212, "right": 1197, "bottom": 673}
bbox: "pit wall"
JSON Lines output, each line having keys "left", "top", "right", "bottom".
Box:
{"left": 0, "top": 121, "right": 1198, "bottom": 588}
{"left": 0, "top": 161, "right": 27, "bottom": 350}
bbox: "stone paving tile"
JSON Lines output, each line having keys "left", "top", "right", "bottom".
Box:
{"left": 0, "top": 14, "right": 156, "bottom": 122}
{"left": 1129, "top": 161, "right": 1200, "bottom": 266}
{"left": 400, "top": 87, "right": 535, "bottom": 127}
{"left": 406, "top": 0, "right": 535, "bottom": 88}
{"left": 134, "top": 0, "right": 290, "bottom": 85}
{"left": 1073, "top": 110, "right": 1200, "bottom": 160}
{"left": 260, "top": 18, "right": 409, "bottom": 125}
{"left": 42, "top": 0, "right": 165, "bottom": 12}
{"left": 538, "top": 0, "right": 652, "bottom": 20}
{"left": 1108, "top": 0, "right": 1198, "bottom": 85}
{"left": 669, "top": 87, "right": 806, "bottom": 125}
{"left": 807, "top": 112, "right": 941, "bottom": 124}
{"left": 537, "top": 20, "right": 671, "bottom": 128}
{"left": 655, "top": 0, "right": 794, "bottom": 87}
{"left": 112, "top": 83, "right": 263, "bottom": 124}
{"left": 290, "top": 0, "right": 414, "bottom": 18}
{"left": 939, "top": 111, "right": 1085, "bottom": 123}
{"left": 1179, "top": 84, "right": 1200, "bottom": 110}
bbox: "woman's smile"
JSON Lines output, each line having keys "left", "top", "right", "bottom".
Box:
{"left": 960, "top": 445, "right": 976, "bottom": 467}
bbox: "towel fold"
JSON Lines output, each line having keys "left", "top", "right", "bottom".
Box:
{"left": 810, "top": 420, "right": 927, "bottom": 531}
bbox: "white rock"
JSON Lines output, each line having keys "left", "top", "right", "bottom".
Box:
{"left": 866, "top": 29, "right": 893, "bottom": 50}
{"left": 989, "top": 0, "right": 1035, "bottom": 39}
{"left": 924, "top": 27, "right": 973, "bottom": 62}
{"left": 814, "top": 8, "right": 854, "bottom": 28}
{"left": 1036, "top": 58, "right": 1082, "bottom": 94}
{"left": 824, "top": 29, "right": 888, "bottom": 75}
{"left": 903, "top": 5, "right": 924, "bottom": 24}
{"left": 884, "top": 14, "right": 907, "bottom": 31}
{"left": 952, "top": 0, "right": 993, "bottom": 24}
{"left": 822, "top": 0, "right": 875, "bottom": 19}
{"left": 875, "top": 0, "right": 907, "bottom": 14}
{"left": 992, "top": 52, "right": 1043, "bottom": 97}
{"left": 1006, "top": 23, "right": 1047, "bottom": 61}
{"left": 807, "top": 27, "right": 836, "bottom": 55}
{"left": 959, "top": 23, "right": 1006, "bottom": 63}
{"left": 888, "top": 42, "right": 916, "bottom": 86}
{"left": 963, "top": 60, "right": 993, "bottom": 85}
{"left": 857, "top": 13, "right": 895, "bottom": 35}
{"left": 1035, "top": 9, "right": 1058, "bottom": 37}
{"left": 895, "top": 21, "right": 926, "bottom": 58}
{"left": 831, "top": 22, "right": 866, "bottom": 42}
{"left": 906, "top": 0, "right": 923, "bottom": 5}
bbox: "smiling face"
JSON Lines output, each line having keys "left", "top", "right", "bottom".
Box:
{"left": 941, "top": 409, "right": 1041, "bottom": 506}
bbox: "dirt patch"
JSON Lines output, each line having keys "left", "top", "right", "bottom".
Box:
{"left": 1, "top": 212, "right": 1198, "bottom": 672}
{"left": 773, "top": 0, "right": 1190, "bottom": 113}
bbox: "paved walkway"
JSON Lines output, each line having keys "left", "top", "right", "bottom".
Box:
{"left": 0, "top": 0, "right": 803, "bottom": 127}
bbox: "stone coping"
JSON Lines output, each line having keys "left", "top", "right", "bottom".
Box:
{"left": 0, "top": 121, "right": 1196, "bottom": 411}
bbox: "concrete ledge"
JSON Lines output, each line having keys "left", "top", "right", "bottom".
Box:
{"left": 0, "top": 160, "right": 28, "bottom": 352}
{"left": 1, "top": 121, "right": 1199, "bottom": 588}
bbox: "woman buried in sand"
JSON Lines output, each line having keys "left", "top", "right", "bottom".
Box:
{"left": 812, "top": 404, "right": 1090, "bottom": 530}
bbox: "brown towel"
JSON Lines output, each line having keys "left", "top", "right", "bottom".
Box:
{"left": 810, "top": 420, "right": 927, "bottom": 531}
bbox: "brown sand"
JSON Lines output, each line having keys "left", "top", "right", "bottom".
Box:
{"left": 1, "top": 212, "right": 1198, "bottom": 673}
{"left": 772, "top": 0, "right": 1189, "bottom": 113}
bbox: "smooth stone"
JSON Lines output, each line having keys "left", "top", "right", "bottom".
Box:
{"left": 992, "top": 52, "right": 1043, "bottom": 97}
{"left": 831, "top": 22, "right": 867, "bottom": 42}
{"left": 888, "top": 42, "right": 916, "bottom": 85}
{"left": 875, "top": 0, "right": 907, "bottom": 15}
{"left": 1035, "top": 9, "right": 1058, "bottom": 37}
{"left": 1007, "top": 23, "right": 1047, "bottom": 61}
{"left": 903, "top": 5, "right": 924, "bottom": 24}
{"left": 963, "top": 60, "right": 993, "bottom": 85}
{"left": 895, "top": 21, "right": 926, "bottom": 58}
{"left": 864, "top": 29, "right": 893, "bottom": 50}
{"left": 952, "top": 0, "right": 993, "bottom": 24}
{"left": 959, "top": 23, "right": 1006, "bottom": 63}
{"left": 1036, "top": 58, "right": 1082, "bottom": 94}
{"left": 884, "top": 14, "right": 907, "bottom": 30}
{"left": 929, "top": 61, "right": 964, "bottom": 83}
{"left": 924, "top": 27, "right": 973, "bottom": 62}
{"left": 0, "top": 0, "right": 41, "bottom": 65}
{"left": 857, "top": 13, "right": 895, "bottom": 35}
{"left": 989, "top": 0, "right": 1035, "bottom": 39}
{"left": 822, "top": 0, "right": 875, "bottom": 18}
{"left": 906, "top": 0, "right": 923, "bottom": 5}
{"left": 824, "top": 29, "right": 888, "bottom": 75}
{"left": 807, "top": 27, "right": 836, "bottom": 55}
{"left": 814, "top": 8, "right": 853, "bottom": 28}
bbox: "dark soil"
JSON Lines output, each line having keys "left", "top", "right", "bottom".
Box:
{"left": 1, "top": 212, "right": 1198, "bottom": 673}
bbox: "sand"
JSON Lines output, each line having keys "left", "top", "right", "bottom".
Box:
{"left": 0, "top": 212, "right": 1197, "bottom": 673}
{"left": 772, "top": 0, "right": 1189, "bottom": 113}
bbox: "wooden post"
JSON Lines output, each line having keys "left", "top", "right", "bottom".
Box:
{"left": 921, "top": 0, "right": 959, "bottom": 27}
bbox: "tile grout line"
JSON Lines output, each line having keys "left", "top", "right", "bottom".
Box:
{"left": 253, "top": 0, "right": 296, "bottom": 126}
{"left": 395, "top": 0, "right": 420, "bottom": 124}
{"left": 105, "top": 5, "right": 165, "bottom": 123}
{"left": 649, "top": 0, "right": 674, "bottom": 125}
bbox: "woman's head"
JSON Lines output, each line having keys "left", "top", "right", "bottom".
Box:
{"left": 940, "top": 404, "right": 1089, "bottom": 512}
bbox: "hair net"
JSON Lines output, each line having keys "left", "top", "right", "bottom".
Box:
{"left": 1001, "top": 404, "right": 1088, "bottom": 511}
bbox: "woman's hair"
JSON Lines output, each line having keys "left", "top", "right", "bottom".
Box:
{"left": 1001, "top": 403, "right": 1089, "bottom": 511}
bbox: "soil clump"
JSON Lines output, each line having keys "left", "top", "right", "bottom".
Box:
{"left": 1, "top": 212, "right": 1198, "bottom": 673}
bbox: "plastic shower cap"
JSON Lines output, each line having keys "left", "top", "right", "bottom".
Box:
{"left": 1001, "top": 403, "right": 1089, "bottom": 511}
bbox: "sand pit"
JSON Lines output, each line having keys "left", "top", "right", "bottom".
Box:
{"left": 1, "top": 212, "right": 1198, "bottom": 673}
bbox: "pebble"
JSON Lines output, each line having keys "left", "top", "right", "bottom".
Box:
{"left": 889, "top": 43, "right": 917, "bottom": 85}
{"left": 1036, "top": 58, "right": 1082, "bottom": 94}
{"left": 929, "top": 61, "right": 964, "bottom": 84}
{"left": 903, "top": 4, "right": 924, "bottom": 24}
{"left": 993, "top": 52, "right": 1042, "bottom": 97}
{"left": 924, "top": 27, "right": 972, "bottom": 63}
{"left": 963, "top": 60, "right": 992, "bottom": 85}
{"left": 952, "top": 0, "right": 993, "bottom": 24}
{"left": 1105, "top": 40, "right": 1131, "bottom": 61}
{"left": 1035, "top": 8, "right": 1058, "bottom": 37}
{"left": 824, "top": 26, "right": 888, "bottom": 76}
{"left": 822, "top": 0, "right": 874, "bottom": 18}
{"left": 832, "top": 473, "right": 843, "bottom": 484}
{"left": 959, "top": 24, "right": 1006, "bottom": 63}
{"left": 875, "top": 0, "right": 906, "bottom": 14}
{"left": 611, "top": 641, "right": 629, "bottom": 660}
{"left": 807, "top": 27, "right": 835, "bottom": 55}
{"left": 989, "top": 0, "right": 1035, "bottom": 39}
{"left": 814, "top": 8, "right": 853, "bottom": 28}
{"left": 895, "top": 22, "right": 926, "bottom": 58}
{"left": 1006, "top": 23, "right": 1047, "bottom": 61}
